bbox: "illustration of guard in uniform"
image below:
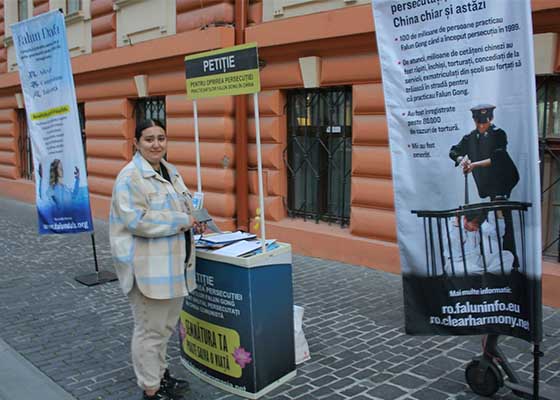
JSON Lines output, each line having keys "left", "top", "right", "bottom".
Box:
{"left": 449, "top": 104, "right": 520, "bottom": 269}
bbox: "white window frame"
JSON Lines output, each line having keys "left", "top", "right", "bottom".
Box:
{"left": 264, "top": 0, "right": 369, "bottom": 22}
{"left": 114, "top": 0, "right": 176, "bottom": 47}
{"left": 3, "top": 0, "right": 34, "bottom": 71}
{"left": 50, "top": 0, "right": 92, "bottom": 57}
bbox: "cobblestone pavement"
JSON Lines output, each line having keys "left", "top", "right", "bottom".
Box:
{"left": 0, "top": 197, "right": 559, "bottom": 400}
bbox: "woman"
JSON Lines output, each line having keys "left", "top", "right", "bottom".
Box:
{"left": 110, "top": 119, "right": 204, "bottom": 400}
{"left": 43, "top": 159, "right": 80, "bottom": 209}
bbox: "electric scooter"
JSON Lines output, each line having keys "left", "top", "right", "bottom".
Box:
{"left": 457, "top": 173, "right": 557, "bottom": 400}
{"left": 465, "top": 334, "right": 558, "bottom": 399}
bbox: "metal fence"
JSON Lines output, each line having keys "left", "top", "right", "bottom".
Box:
{"left": 285, "top": 87, "right": 352, "bottom": 227}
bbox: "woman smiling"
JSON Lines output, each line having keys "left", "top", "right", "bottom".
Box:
{"left": 110, "top": 119, "right": 205, "bottom": 400}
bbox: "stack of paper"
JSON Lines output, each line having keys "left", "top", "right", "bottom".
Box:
{"left": 212, "top": 239, "right": 276, "bottom": 257}
{"left": 240, "top": 241, "right": 280, "bottom": 257}
{"left": 202, "top": 231, "right": 256, "bottom": 245}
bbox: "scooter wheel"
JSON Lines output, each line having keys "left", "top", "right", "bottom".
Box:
{"left": 465, "top": 359, "right": 503, "bottom": 397}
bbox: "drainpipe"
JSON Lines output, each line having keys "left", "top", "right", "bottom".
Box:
{"left": 235, "top": 0, "right": 249, "bottom": 231}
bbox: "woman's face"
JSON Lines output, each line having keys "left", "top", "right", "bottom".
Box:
{"left": 57, "top": 162, "right": 63, "bottom": 178}
{"left": 135, "top": 125, "right": 167, "bottom": 168}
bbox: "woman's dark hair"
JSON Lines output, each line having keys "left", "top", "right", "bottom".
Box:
{"left": 135, "top": 119, "right": 165, "bottom": 140}
{"left": 49, "top": 159, "right": 62, "bottom": 186}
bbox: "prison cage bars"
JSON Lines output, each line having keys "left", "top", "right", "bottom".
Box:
{"left": 411, "top": 201, "right": 532, "bottom": 277}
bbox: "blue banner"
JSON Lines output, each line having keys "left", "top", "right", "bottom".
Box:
{"left": 12, "top": 11, "right": 93, "bottom": 234}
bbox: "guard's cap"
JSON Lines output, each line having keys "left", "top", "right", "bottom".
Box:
{"left": 470, "top": 104, "right": 495, "bottom": 123}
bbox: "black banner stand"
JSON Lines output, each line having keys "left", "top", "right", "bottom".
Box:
{"left": 533, "top": 343, "right": 541, "bottom": 400}
{"left": 75, "top": 233, "right": 117, "bottom": 286}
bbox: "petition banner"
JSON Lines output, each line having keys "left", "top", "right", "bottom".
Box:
{"left": 371, "top": 0, "right": 542, "bottom": 341}
{"left": 12, "top": 11, "right": 93, "bottom": 234}
{"left": 185, "top": 43, "right": 261, "bottom": 100}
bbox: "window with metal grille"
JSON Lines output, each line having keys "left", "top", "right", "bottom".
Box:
{"left": 133, "top": 97, "right": 166, "bottom": 160}
{"left": 285, "top": 87, "right": 352, "bottom": 227}
{"left": 134, "top": 97, "right": 166, "bottom": 127}
{"left": 78, "top": 103, "right": 86, "bottom": 156}
{"left": 76, "top": 103, "right": 90, "bottom": 178}
{"left": 537, "top": 76, "right": 560, "bottom": 259}
{"left": 17, "top": 109, "right": 33, "bottom": 180}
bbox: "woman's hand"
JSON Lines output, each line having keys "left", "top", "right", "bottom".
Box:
{"left": 193, "top": 221, "right": 207, "bottom": 235}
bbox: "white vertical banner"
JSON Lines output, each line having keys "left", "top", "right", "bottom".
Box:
{"left": 371, "top": 0, "right": 542, "bottom": 341}
{"left": 12, "top": 11, "right": 93, "bottom": 234}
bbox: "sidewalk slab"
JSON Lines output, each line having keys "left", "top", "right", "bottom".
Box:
{"left": 0, "top": 338, "right": 75, "bottom": 400}
{"left": 0, "top": 196, "right": 558, "bottom": 400}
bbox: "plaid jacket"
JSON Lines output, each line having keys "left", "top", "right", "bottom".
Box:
{"left": 110, "top": 153, "right": 196, "bottom": 299}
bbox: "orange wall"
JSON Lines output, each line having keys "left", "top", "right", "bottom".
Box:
{"left": 532, "top": 0, "right": 560, "bottom": 10}
{"left": 167, "top": 93, "right": 237, "bottom": 231}
{"left": 85, "top": 98, "right": 133, "bottom": 197}
{"left": 248, "top": 0, "right": 262, "bottom": 25}
{"left": 0, "top": 3, "right": 559, "bottom": 226}
{"left": 247, "top": 90, "right": 287, "bottom": 223}
{"left": 77, "top": 62, "right": 238, "bottom": 230}
{"left": 0, "top": 108, "right": 17, "bottom": 180}
{"left": 91, "top": 0, "right": 116, "bottom": 53}
{"left": 0, "top": 2, "right": 559, "bottom": 305}
{"left": 33, "top": 0, "right": 48, "bottom": 17}
{"left": 0, "top": 0, "right": 5, "bottom": 73}
{"left": 177, "top": 0, "right": 234, "bottom": 33}
{"left": 351, "top": 83, "right": 396, "bottom": 242}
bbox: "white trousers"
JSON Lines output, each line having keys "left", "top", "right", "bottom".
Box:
{"left": 128, "top": 284, "right": 184, "bottom": 390}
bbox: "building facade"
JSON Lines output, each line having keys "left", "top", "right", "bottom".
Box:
{"left": 0, "top": 0, "right": 559, "bottom": 304}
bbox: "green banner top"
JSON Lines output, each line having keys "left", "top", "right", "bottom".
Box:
{"left": 185, "top": 43, "right": 261, "bottom": 99}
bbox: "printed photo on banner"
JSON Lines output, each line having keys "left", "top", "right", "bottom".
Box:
{"left": 371, "top": 0, "right": 542, "bottom": 341}
{"left": 11, "top": 11, "right": 93, "bottom": 234}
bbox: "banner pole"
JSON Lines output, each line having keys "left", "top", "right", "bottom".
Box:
{"left": 74, "top": 231, "right": 117, "bottom": 286}
{"left": 193, "top": 99, "right": 202, "bottom": 193}
{"left": 533, "top": 342, "right": 541, "bottom": 399}
{"left": 91, "top": 233, "right": 99, "bottom": 273}
{"left": 253, "top": 93, "right": 266, "bottom": 252}
{"left": 464, "top": 173, "right": 469, "bottom": 205}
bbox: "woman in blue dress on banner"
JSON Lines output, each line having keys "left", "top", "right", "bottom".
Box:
{"left": 45, "top": 159, "right": 80, "bottom": 211}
